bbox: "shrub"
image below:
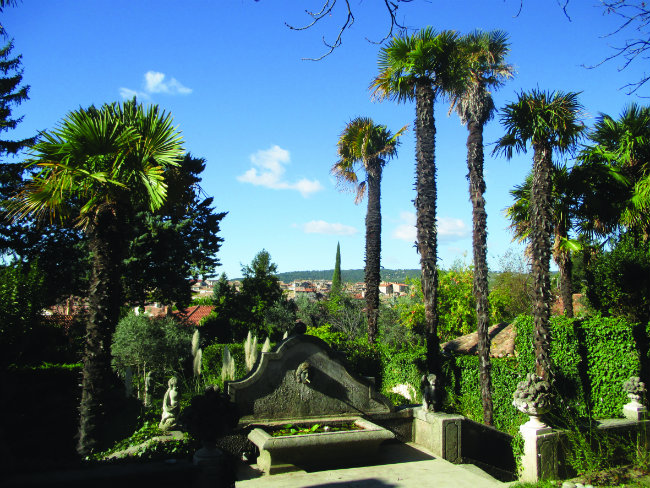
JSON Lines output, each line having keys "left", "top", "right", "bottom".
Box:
{"left": 111, "top": 313, "right": 192, "bottom": 400}
{"left": 586, "top": 232, "right": 650, "bottom": 323}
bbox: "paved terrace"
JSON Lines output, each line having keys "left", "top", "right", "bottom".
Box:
{"left": 236, "top": 441, "right": 508, "bottom": 488}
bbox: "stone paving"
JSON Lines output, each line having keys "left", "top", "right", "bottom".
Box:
{"left": 236, "top": 441, "right": 508, "bottom": 488}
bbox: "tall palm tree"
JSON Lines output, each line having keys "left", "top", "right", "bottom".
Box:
{"left": 449, "top": 30, "right": 513, "bottom": 425}
{"left": 371, "top": 27, "right": 466, "bottom": 373}
{"left": 333, "top": 117, "right": 406, "bottom": 343}
{"left": 494, "top": 90, "right": 583, "bottom": 380}
{"left": 507, "top": 164, "right": 581, "bottom": 318}
{"left": 10, "top": 99, "right": 184, "bottom": 456}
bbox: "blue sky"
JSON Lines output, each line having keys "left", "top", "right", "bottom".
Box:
{"left": 2, "top": 1, "right": 647, "bottom": 279}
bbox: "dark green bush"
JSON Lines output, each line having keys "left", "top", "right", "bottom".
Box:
{"left": 586, "top": 233, "right": 650, "bottom": 323}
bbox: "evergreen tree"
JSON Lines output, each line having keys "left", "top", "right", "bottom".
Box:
{"left": 331, "top": 242, "right": 342, "bottom": 296}
{"left": 0, "top": 40, "right": 36, "bottom": 157}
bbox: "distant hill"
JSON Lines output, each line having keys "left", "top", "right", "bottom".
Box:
{"left": 275, "top": 269, "right": 422, "bottom": 283}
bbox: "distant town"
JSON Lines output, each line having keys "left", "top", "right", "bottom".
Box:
{"left": 191, "top": 277, "right": 412, "bottom": 301}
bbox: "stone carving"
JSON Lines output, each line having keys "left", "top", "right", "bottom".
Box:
{"left": 513, "top": 373, "right": 552, "bottom": 423}
{"left": 623, "top": 376, "right": 646, "bottom": 405}
{"left": 159, "top": 376, "right": 180, "bottom": 431}
{"left": 295, "top": 361, "right": 312, "bottom": 384}
{"left": 228, "top": 335, "right": 394, "bottom": 421}
{"left": 421, "top": 374, "right": 439, "bottom": 411}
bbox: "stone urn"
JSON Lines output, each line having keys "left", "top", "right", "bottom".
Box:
{"left": 622, "top": 376, "right": 647, "bottom": 420}
{"left": 513, "top": 373, "right": 552, "bottom": 430}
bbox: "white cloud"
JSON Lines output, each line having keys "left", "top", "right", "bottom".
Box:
{"left": 438, "top": 217, "right": 470, "bottom": 241}
{"left": 392, "top": 211, "right": 417, "bottom": 241}
{"left": 392, "top": 212, "right": 469, "bottom": 243}
{"left": 119, "top": 87, "right": 150, "bottom": 101}
{"left": 120, "top": 71, "right": 192, "bottom": 99}
{"left": 237, "top": 145, "right": 324, "bottom": 197}
{"left": 144, "top": 71, "right": 192, "bottom": 95}
{"left": 297, "top": 220, "right": 358, "bottom": 235}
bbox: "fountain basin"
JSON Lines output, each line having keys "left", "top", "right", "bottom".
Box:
{"left": 248, "top": 417, "right": 394, "bottom": 474}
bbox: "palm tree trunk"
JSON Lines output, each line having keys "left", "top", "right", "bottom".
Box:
{"left": 415, "top": 80, "right": 440, "bottom": 375}
{"left": 530, "top": 144, "right": 554, "bottom": 380}
{"left": 77, "top": 204, "right": 123, "bottom": 457}
{"left": 466, "top": 119, "right": 494, "bottom": 425}
{"left": 554, "top": 226, "right": 574, "bottom": 318}
{"left": 365, "top": 162, "right": 382, "bottom": 344}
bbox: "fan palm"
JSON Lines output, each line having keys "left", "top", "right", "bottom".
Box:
{"left": 371, "top": 27, "right": 466, "bottom": 373}
{"left": 9, "top": 99, "right": 184, "bottom": 456}
{"left": 450, "top": 30, "right": 513, "bottom": 425}
{"left": 581, "top": 104, "right": 650, "bottom": 238}
{"left": 333, "top": 117, "right": 406, "bottom": 343}
{"left": 494, "top": 89, "right": 584, "bottom": 380}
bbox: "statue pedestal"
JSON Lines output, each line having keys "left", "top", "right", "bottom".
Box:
{"left": 519, "top": 417, "right": 558, "bottom": 482}
{"left": 623, "top": 401, "right": 647, "bottom": 421}
{"left": 193, "top": 443, "right": 228, "bottom": 488}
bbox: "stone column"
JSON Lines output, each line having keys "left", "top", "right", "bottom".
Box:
{"left": 519, "top": 417, "right": 559, "bottom": 482}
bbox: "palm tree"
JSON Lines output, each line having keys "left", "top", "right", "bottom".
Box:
{"left": 581, "top": 104, "right": 650, "bottom": 239}
{"left": 333, "top": 117, "right": 406, "bottom": 343}
{"left": 10, "top": 99, "right": 184, "bottom": 456}
{"left": 371, "top": 27, "right": 466, "bottom": 373}
{"left": 449, "top": 30, "right": 513, "bottom": 425}
{"left": 507, "top": 164, "right": 581, "bottom": 318}
{"left": 494, "top": 90, "right": 584, "bottom": 380}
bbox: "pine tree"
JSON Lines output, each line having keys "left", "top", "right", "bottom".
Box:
{"left": 0, "top": 40, "right": 36, "bottom": 158}
{"left": 331, "top": 242, "right": 342, "bottom": 296}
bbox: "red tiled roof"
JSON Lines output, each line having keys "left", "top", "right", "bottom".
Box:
{"left": 173, "top": 305, "right": 215, "bottom": 326}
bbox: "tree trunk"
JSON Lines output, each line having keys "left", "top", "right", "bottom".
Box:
{"left": 466, "top": 118, "right": 494, "bottom": 425}
{"left": 365, "top": 161, "right": 382, "bottom": 344}
{"left": 554, "top": 225, "right": 574, "bottom": 317}
{"left": 77, "top": 204, "right": 123, "bottom": 457}
{"left": 530, "top": 143, "right": 554, "bottom": 380}
{"left": 415, "top": 81, "right": 440, "bottom": 375}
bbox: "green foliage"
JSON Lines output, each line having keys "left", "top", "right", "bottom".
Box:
{"left": 393, "top": 267, "right": 476, "bottom": 342}
{"left": 306, "top": 324, "right": 346, "bottom": 346}
{"left": 202, "top": 342, "right": 252, "bottom": 386}
{"left": 438, "top": 262, "right": 476, "bottom": 340}
{"left": 0, "top": 260, "right": 47, "bottom": 366}
{"left": 202, "top": 251, "right": 286, "bottom": 341}
{"left": 92, "top": 420, "right": 193, "bottom": 462}
{"left": 111, "top": 313, "right": 192, "bottom": 389}
{"left": 586, "top": 232, "right": 650, "bottom": 323}
{"left": 513, "top": 314, "right": 640, "bottom": 419}
{"left": 442, "top": 355, "right": 526, "bottom": 434}
{"left": 489, "top": 249, "right": 532, "bottom": 323}
{"left": 380, "top": 346, "right": 426, "bottom": 403}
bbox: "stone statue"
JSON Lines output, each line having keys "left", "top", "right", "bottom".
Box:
{"left": 421, "top": 374, "right": 438, "bottom": 411}
{"left": 160, "top": 376, "right": 180, "bottom": 431}
{"left": 295, "top": 361, "right": 312, "bottom": 384}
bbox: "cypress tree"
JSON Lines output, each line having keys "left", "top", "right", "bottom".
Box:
{"left": 331, "top": 242, "right": 342, "bottom": 296}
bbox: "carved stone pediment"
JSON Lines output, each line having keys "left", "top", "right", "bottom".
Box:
{"left": 227, "top": 335, "right": 394, "bottom": 422}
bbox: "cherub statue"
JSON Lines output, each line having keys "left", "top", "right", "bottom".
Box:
{"left": 295, "top": 361, "right": 312, "bottom": 384}
{"left": 160, "top": 376, "right": 180, "bottom": 431}
{"left": 421, "top": 374, "right": 439, "bottom": 412}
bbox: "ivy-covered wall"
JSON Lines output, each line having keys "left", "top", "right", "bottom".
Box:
{"left": 443, "top": 315, "right": 645, "bottom": 434}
